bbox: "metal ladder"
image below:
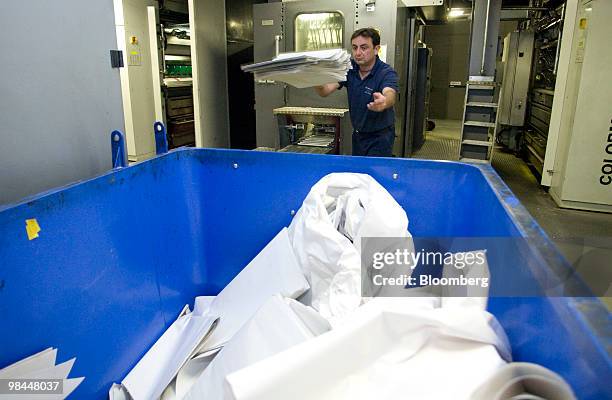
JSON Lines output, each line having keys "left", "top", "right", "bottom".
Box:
{"left": 459, "top": 76, "right": 500, "bottom": 162}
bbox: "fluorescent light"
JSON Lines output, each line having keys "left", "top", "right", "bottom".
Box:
{"left": 448, "top": 8, "right": 465, "bottom": 18}
{"left": 585, "top": 7, "right": 592, "bottom": 11}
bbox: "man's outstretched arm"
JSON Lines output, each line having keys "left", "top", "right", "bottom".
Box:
{"left": 367, "top": 87, "right": 397, "bottom": 112}
{"left": 315, "top": 82, "right": 341, "bottom": 97}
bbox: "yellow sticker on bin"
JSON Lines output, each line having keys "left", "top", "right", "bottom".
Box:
{"left": 26, "top": 219, "right": 41, "bottom": 240}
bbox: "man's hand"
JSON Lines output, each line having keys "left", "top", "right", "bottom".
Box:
{"left": 367, "top": 87, "right": 397, "bottom": 112}
{"left": 367, "top": 92, "right": 387, "bottom": 112}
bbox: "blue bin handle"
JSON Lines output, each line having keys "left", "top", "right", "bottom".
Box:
{"left": 154, "top": 121, "right": 169, "bottom": 155}
{"left": 111, "top": 130, "right": 128, "bottom": 169}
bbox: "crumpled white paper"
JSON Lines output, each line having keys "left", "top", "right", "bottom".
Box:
{"left": 225, "top": 299, "right": 511, "bottom": 400}
{"left": 115, "top": 228, "right": 309, "bottom": 400}
{"left": 184, "top": 295, "right": 330, "bottom": 400}
{"left": 288, "top": 173, "right": 415, "bottom": 322}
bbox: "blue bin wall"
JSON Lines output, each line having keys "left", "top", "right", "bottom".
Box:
{"left": 0, "top": 148, "right": 609, "bottom": 399}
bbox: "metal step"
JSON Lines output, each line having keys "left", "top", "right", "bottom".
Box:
{"left": 464, "top": 120, "right": 496, "bottom": 128}
{"left": 466, "top": 102, "right": 498, "bottom": 108}
{"left": 467, "top": 84, "right": 495, "bottom": 90}
{"left": 462, "top": 139, "right": 493, "bottom": 147}
{"left": 468, "top": 75, "right": 495, "bottom": 82}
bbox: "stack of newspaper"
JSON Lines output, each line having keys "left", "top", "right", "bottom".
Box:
{"left": 241, "top": 49, "right": 352, "bottom": 88}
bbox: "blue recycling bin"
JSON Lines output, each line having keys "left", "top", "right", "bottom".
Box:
{"left": 0, "top": 148, "right": 609, "bottom": 399}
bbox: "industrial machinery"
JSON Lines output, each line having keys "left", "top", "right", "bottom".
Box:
{"left": 113, "top": 0, "right": 227, "bottom": 160}
{"left": 497, "top": 30, "right": 534, "bottom": 152}
{"left": 274, "top": 107, "right": 348, "bottom": 154}
{"left": 523, "top": 87, "right": 553, "bottom": 169}
{"left": 149, "top": 3, "right": 196, "bottom": 148}
{"left": 542, "top": 0, "right": 612, "bottom": 212}
{"left": 412, "top": 45, "right": 433, "bottom": 151}
{"left": 522, "top": 1, "right": 565, "bottom": 174}
{"left": 252, "top": 0, "right": 444, "bottom": 157}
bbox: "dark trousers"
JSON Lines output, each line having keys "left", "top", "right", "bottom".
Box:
{"left": 352, "top": 126, "right": 395, "bottom": 157}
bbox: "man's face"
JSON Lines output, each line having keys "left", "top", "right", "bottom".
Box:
{"left": 351, "top": 35, "right": 380, "bottom": 66}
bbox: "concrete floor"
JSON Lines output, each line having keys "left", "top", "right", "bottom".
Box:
{"left": 412, "top": 120, "right": 612, "bottom": 305}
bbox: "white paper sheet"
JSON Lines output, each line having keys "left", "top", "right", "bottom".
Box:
{"left": 198, "top": 228, "right": 310, "bottom": 353}
{"left": 0, "top": 349, "right": 84, "bottom": 400}
{"left": 0, "top": 348, "right": 57, "bottom": 379}
{"left": 274, "top": 49, "right": 349, "bottom": 61}
{"left": 121, "top": 312, "right": 219, "bottom": 400}
{"left": 117, "top": 228, "right": 308, "bottom": 400}
{"left": 192, "top": 296, "right": 216, "bottom": 316}
{"left": 185, "top": 295, "right": 330, "bottom": 400}
{"left": 20, "top": 359, "right": 75, "bottom": 380}
{"left": 158, "top": 348, "right": 221, "bottom": 400}
{"left": 109, "top": 383, "right": 131, "bottom": 400}
{"left": 174, "top": 351, "right": 218, "bottom": 399}
{"left": 226, "top": 301, "right": 511, "bottom": 400}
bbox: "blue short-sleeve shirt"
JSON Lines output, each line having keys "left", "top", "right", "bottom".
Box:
{"left": 339, "top": 56, "right": 399, "bottom": 133}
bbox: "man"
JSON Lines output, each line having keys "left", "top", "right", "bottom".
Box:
{"left": 315, "top": 28, "right": 399, "bottom": 157}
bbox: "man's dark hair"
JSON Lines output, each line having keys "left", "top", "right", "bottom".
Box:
{"left": 351, "top": 28, "right": 380, "bottom": 47}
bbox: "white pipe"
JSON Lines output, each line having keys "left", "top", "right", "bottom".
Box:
{"left": 481, "top": 0, "right": 491, "bottom": 75}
